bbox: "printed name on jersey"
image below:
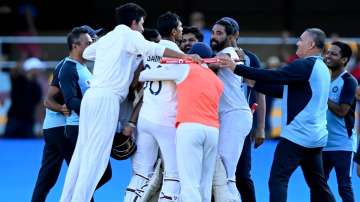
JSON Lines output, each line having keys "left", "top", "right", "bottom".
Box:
{"left": 144, "top": 55, "right": 164, "bottom": 95}
{"left": 146, "top": 55, "right": 161, "bottom": 62}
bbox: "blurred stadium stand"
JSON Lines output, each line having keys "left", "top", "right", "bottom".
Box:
{"left": 0, "top": 36, "right": 360, "bottom": 137}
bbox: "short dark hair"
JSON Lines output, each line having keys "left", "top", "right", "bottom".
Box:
{"left": 331, "top": 41, "right": 353, "bottom": 66}
{"left": 67, "top": 27, "right": 88, "bottom": 51}
{"left": 115, "top": 3, "right": 146, "bottom": 27}
{"left": 157, "top": 11, "right": 180, "bottom": 37}
{"left": 305, "top": 28, "right": 326, "bottom": 50}
{"left": 215, "top": 19, "right": 236, "bottom": 36}
{"left": 183, "top": 26, "right": 204, "bottom": 42}
{"left": 143, "top": 28, "right": 160, "bottom": 42}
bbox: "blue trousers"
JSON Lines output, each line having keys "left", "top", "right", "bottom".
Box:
{"left": 322, "top": 151, "right": 354, "bottom": 202}
{"left": 235, "top": 134, "right": 256, "bottom": 202}
{"left": 268, "top": 138, "right": 335, "bottom": 202}
{"left": 31, "top": 125, "right": 112, "bottom": 202}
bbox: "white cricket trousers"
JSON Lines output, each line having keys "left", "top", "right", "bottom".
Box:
{"left": 132, "top": 117, "right": 179, "bottom": 191}
{"left": 133, "top": 117, "right": 178, "bottom": 178}
{"left": 176, "top": 123, "right": 219, "bottom": 202}
{"left": 60, "top": 88, "right": 119, "bottom": 202}
{"left": 218, "top": 110, "right": 252, "bottom": 181}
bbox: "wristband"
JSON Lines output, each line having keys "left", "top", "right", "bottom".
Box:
{"left": 126, "top": 122, "right": 136, "bottom": 128}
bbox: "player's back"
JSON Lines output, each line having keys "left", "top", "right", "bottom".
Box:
{"left": 139, "top": 40, "right": 182, "bottom": 126}
{"left": 59, "top": 57, "right": 92, "bottom": 126}
{"left": 43, "top": 59, "right": 66, "bottom": 130}
{"left": 90, "top": 25, "right": 145, "bottom": 99}
{"left": 176, "top": 63, "right": 223, "bottom": 128}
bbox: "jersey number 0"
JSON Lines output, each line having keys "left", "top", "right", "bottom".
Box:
{"left": 143, "top": 63, "right": 162, "bottom": 95}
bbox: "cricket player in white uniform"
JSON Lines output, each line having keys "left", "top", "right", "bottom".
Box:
{"left": 211, "top": 18, "right": 253, "bottom": 201}
{"left": 139, "top": 42, "right": 224, "bottom": 202}
{"left": 125, "top": 11, "right": 183, "bottom": 201}
{"left": 59, "top": 3, "right": 200, "bottom": 202}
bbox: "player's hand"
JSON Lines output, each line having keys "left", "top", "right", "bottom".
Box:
{"left": 215, "top": 54, "right": 237, "bottom": 71}
{"left": 122, "top": 122, "right": 136, "bottom": 137}
{"left": 122, "top": 125, "right": 133, "bottom": 137}
{"left": 60, "top": 104, "right": 70, "bottom": 116}
{"left": 245, "top": 79, "right": 256, "bottom": 88}
{"left": 356, "top": 86, "right": 360, "bottom": 100}
{"left": 234, "top": 47, "right": 245, "bottom": 61}
{"left": 253, "top": 127, "right": 265, "bottom": 149}
{"left": 208, "top": 63, "right": 220, "bottom": 70}
{"left": 184, "top": 54, "right": 202, "bottom": 64}
{"left": 0, "top": 92, "right": 8, "bottom": 106}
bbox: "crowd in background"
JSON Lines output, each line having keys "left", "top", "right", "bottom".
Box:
{"left": 1, "top": 10, "right": 360, "bottom": 139}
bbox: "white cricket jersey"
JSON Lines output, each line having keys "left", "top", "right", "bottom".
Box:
{"left": 82, "top": 25, "right": 165, "bottom": 101}
{"left": 139, "top": 40, "right": 183, "bottom": 126}
{"left": 217, "top": 47, "right": 251, "bottom": 113}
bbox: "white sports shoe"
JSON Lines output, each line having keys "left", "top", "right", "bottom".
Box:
{"left": 124, "top": 173, "right": 150, "bottom": 202}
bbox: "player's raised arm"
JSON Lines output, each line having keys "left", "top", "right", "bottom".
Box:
{"left": 139, "top": 64, "right": 188, "bottom": 83}
{"left": 217, "top": 55, "right": 312, "bottom": 85}
{"left": 127, "top": 30, "right": 202, "bottom": 64}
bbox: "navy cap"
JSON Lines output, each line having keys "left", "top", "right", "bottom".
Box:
{"left": 221, "top": 17, "right": 239, "bottom": 33}
{"left": 188, "top": 42, "right": 213, "bottom": 58}
{"left": 80, "top": 25, "right": 103, "bottom": 38}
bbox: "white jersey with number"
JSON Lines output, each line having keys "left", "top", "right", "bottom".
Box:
{"left": 139, "top": 40, "right": 182, "bottom": 126}
{"left": 217, "top": 47, "right": 251, "bottom": 113}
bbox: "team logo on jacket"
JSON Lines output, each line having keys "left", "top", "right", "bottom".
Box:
{"left": 86, "top": 79, "right": 91, "bottom": 87}
{"left": 332, "top": 86, "right": 338, "bottom": 93}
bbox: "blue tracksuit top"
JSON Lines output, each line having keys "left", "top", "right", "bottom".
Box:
{"left": 58, "top": 57, "right": 92, "bottom": 126}
{"left": 234, "top": 56, "right": 330, "bottom": 148}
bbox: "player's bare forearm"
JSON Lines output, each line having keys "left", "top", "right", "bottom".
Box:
{"left": 163, "top": 48, "right": 187, "bottom": 59}
{"left": 163, "top": 48, "right": 201, "bottom": 63}
{"left": 44, "top": 96, "right": 62, "bottom": 112}
{"left": 129, "top": 95, "right": 143, "bottom": 123}
{"left": 44, "top": 86, "right": 63, "bottom": 112}
{"left": 254, "top": 92, "right": 266, "bottom": 148}
{"left": 43, "top": 86, "right": 70, "bottom": 116}
{"left": 255, "top": 92, "right": 266, "bottom": 133}
{"left": 327, "top": 99, "right": 350, "bottom": 117}
{"left": 123, "top": 96, "right": 143, "bottom": 137}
